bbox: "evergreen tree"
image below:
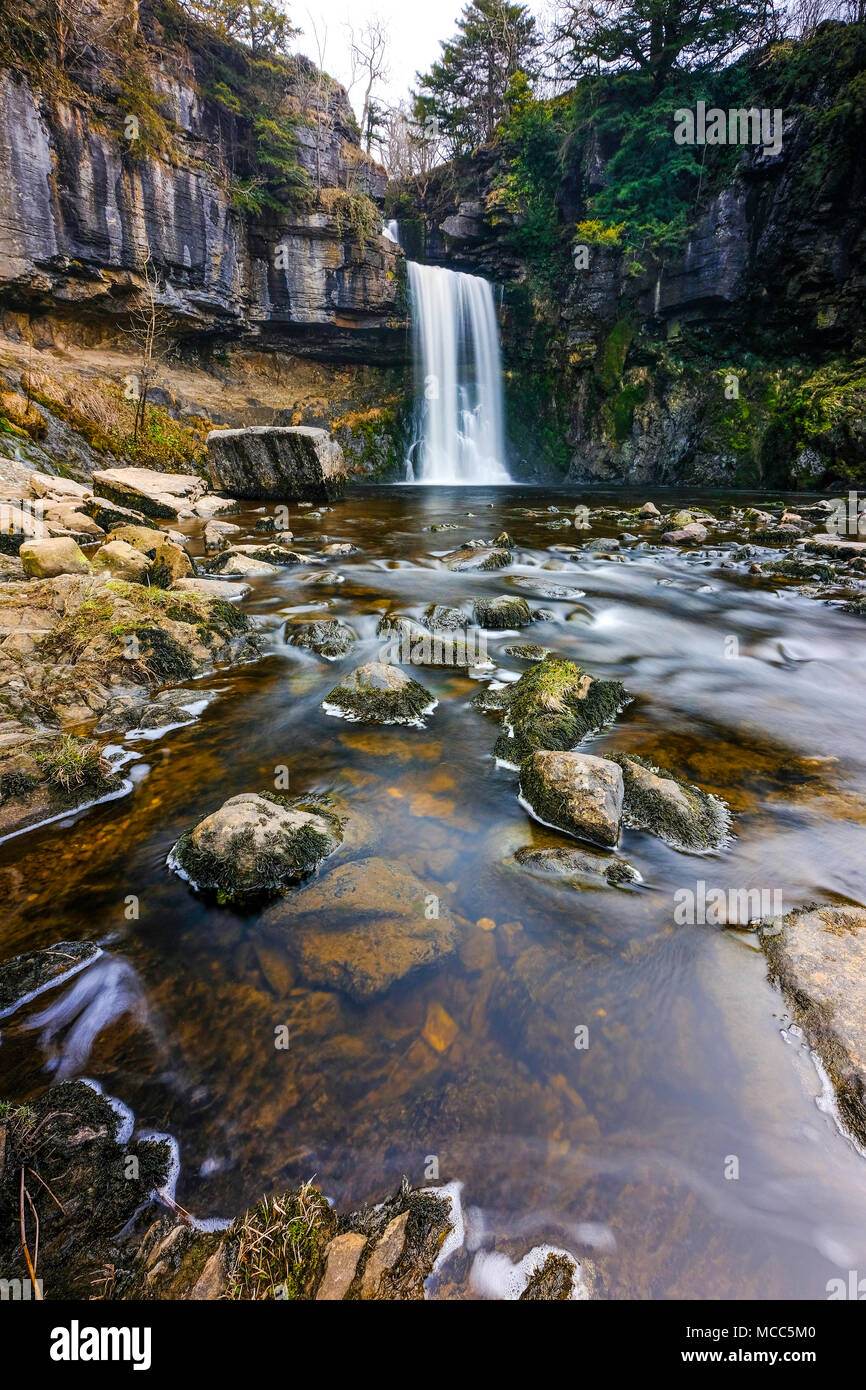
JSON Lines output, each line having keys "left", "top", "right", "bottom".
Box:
{"left": 414, "top": 0, "right": 541, "bottom": 158}
{"left": 556, "top": 0, "right": 776, "bottom": 84}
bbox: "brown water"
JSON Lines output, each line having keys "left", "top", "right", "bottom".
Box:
{"left": 3, "top": 484, "right": 866, "bottom": 1299}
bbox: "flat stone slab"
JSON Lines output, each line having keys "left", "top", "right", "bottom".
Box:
{"left": 174, "top": 577, "right": 251, "bottom": 599}
{"left": 93, "top": 467, "right": 205, "bottom": 520}
{"left": 760, "top": 904, "right": 866, "bottom": 1147}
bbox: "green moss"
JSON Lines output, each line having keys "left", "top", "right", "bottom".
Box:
{"left": 492, "top": 654, "right": 630, "bottom": 763}
{"left": 325, "top": 674, "right": 435, "bottom": 725}
{"left": 599, "top": 319, "right": 634, "bottom": 391}
{"left": 474, "top": 596, "right": 532, "bottom": 629}
{"left": 611, "top": 753, "right": 730, "bottom": 851}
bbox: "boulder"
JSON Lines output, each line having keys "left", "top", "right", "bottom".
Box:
{"left": 147, "top": 538, "right": 194, "bottom": 587}
{"left": 423, "top": 603, "right": 468, "bottom": 632}
{"left": 83, "top": 496, "right": 159, "bottom": 532}
{"left": 661, "top": 522, "right": 708, "bottom": 545}
{"left": 92, "top": 467, "right": 205, "bottom": 520}
{"left": 638, "top": 501, "right": 660, "bottom": 518}
{"left": 203, "top": 550, "right": 280, "bottom": 577}
{"left": 287, "top": 619, "right": 356, "bottom": 660}
{"left": 203, "top": 520, "right": 240, "bottom": 551}
{"left": 107, "top": 523, "right": 176, "bottom": 555}
{"left": 263, "top": 856, "right": 456, "bottom": 1001}
{"left": 759, "top": 904, "right": 866, "bottom": 1147}
{"left": 168, "top": 792, "right": 342, "bottom": 903}
{"left": 41, "top": 502, "right": 105, "bottom": 540}
{"left": 485, "top": 654, "right": 629, "bottom": 764}
{"left": 191, "top": 493, "right": 240, "bottom": 519}
{"left": 19, "top": 537, "right": 90, "bottom": 578}
{"left": 173, "top": 577, "right": 251, "bottom": 599}
{"left": 519, "top": 750, "right": 624, "bottom": 847}
{"left": 205, "top": 426, "right": 347, "bottom": 502}
{"left": 442, "top": 543, "right": 511, "bottom": 572}
{"left": 323, "top": 662, "right": 436, "bottom": 725}
{"left": 611, "top": 753, "right": 731, "bottom": 852}
{"left": 92, "top": 539, "right": 150, "bottom": 582}
{"left": 474, "top": 595, "right": 532, "bottom": 629}
{"left": 513, "top": 844, "right": 638, "bottom": 886}
{"left": 805, "top": 535, "right": 866, "bottom": 559}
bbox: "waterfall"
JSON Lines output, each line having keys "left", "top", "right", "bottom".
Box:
{"left": 405, "top": 261, "right": 510, "bottom": 485}
{"left": 383, "top": 218, "right": 401, "bottom": 245}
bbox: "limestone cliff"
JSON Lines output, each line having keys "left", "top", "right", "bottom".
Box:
{"left": 0, "top": 0, "right": 407, "bottom": 363}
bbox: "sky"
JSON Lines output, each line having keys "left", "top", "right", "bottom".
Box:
{"left": 289, "top": 0, "right": 552, "bottom": 120}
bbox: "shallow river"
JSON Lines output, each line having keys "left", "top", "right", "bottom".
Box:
{"left": 3, "top": 484, "right": 866, "bottom": 1299}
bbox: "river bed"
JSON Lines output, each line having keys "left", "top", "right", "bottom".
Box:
{"left": 2, "top": 484, "right": 866, "bottom": 1300}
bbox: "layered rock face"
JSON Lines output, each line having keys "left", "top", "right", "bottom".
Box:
{"left": 206, "top": 425, "right": 348, "bottom": 501}
{"left": 407, "top": 23, "right": 866, "bottom": 487}
{"left": 0, "top": 5, "right": 406, "bottom": 363}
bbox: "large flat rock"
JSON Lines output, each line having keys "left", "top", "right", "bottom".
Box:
{"left": 205, "top": 426, "right": 347, "bottom": 502}
{"left": 761, "top": 904, "right": 866, "bottom": 1146}
{"left": 92, "top": 467, "right": 206, "bottom": 520}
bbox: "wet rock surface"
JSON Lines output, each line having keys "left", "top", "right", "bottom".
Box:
{"left": 519, "top": 750, "right": 625, "bottom": 846}
{"left": 760, "top": 905, "right": 866, "bottom": 1148}
{"left": 323, "top": 662, "right": 436, "bottom": 726}
{"left": 169, "top": 793, "right": 343, "bottom": 904}
{"left": 264, "top": 856, "right": 457, "bottom": 1001}
{"left": 612, "top": 753, "right": 731, "bottom": 852}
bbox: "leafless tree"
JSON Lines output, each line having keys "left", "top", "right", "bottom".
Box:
{"left": 127, "top": 251, "right": 168, "bottom": 443}
{"left": 346, "top": 15, "right": 390, "bottom": 154}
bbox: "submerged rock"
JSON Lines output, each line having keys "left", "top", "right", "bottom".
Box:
{"left": 485, "top": 654, "right": 629, "bottom": 763}
{"left": 611, "top": 753, "right": 731, "bottom": 851}
{"left": 168, "top": 792, "right": 343, "bottom": 904}
{"left": 519, "top": 750, "right": 624, "bottom": 847}
{"left": 323, "top": 662, "right": 436, "bottom": 725}
{"left": 474, "top": 595, "right": 532, "bottom": 629}
{"left": 287, "top": 618, "right": 356, "bottom": 659}
{"left": 265, "top": 856, "right": 456, "bottom": 1001}
{"left": 760, "top": 904, "right": 866, "bottom": 1147}
{"left": 205, "top": 426, "right": 347, "bottom": 502}
{"left": 514, "top": 843, "right": 638, "bottom": 886}
{"left": 504, "top": 643, "right": 551, "bottom": 662}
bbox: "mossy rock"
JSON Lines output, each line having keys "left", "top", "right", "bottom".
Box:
{"left": 168, "top": 791, "right": 343, "bottom": 904}
{"left": 611, "top": 753, "right": 731, "bottom": 852}
{"left": 323, "top": 662, "right": 436, "bottom": 726}
{"left": 519, "top": 749, "right": 624, "bottom": 847}
{"left": 287, "top": 619, "right": 356, "bottom": 660}
{"left": 474, "top": 595, "right": 532, "bottom": 630}
{"left": 490, "top": 654, "right": 630, "bottom": 763}
{"left": 423, "top": 603, "right": 468, "bottom": 632}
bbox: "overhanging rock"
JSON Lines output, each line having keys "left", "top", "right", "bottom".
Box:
{"left": 205, "top": 426, "right": 348, "bottom": 502}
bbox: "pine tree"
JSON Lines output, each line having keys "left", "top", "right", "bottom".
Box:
{"left": 414, "top": 0, "right": 541, "bottom": 159}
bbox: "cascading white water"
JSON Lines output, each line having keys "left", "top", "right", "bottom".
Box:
{"left": 406, "top": 261, "right": 510, "bottom": 484}
{"left": 383, "top": 218, "right": 401, "bottom": 245}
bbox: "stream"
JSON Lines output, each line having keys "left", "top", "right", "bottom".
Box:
{"left": 2, "top": 483, "right": 866, "bottom": 1299}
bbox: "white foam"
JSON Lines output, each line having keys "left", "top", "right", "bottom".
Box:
{"left": 469, "top": 1244, "right": 585, "bottom": 1301}
{"left": 422, "top": 1180, "right": 465, "bottom": 1275}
